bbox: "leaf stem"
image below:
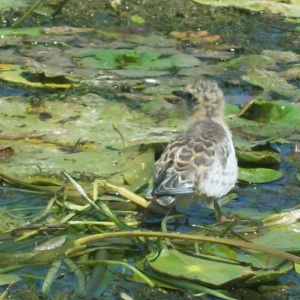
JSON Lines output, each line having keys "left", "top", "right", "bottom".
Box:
{"left": 12, "top": 0, "right": 46, "bottom": 28}
{"left": 69, "top": 231, "right": 300, "bottom": 264}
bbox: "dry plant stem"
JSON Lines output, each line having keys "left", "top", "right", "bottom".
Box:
{"left": 12, "top": 0, "right": 46, "bottom": 28}
{"left": 65, "top": 173, "right": 131, "bottom": 230}
{"left": 0, "top": 282, "right": 13, "bottom": 300}
{"left": 64, "top": 172, "right": 100, "bottom": 211}
{"left": 97, "top": 180, "right": 167, "bottom": 214}
{"left": 236, "top": 99, "right": 258, "bottom": 117}
{"left": 93, "top": 181, "right": 132, "bottom": 231}
{"left": 69, "top": 231, "right": 300, "bottom": 264}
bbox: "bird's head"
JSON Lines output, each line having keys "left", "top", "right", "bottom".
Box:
{"left": 173, "top": 75, "right": 225, "bottom": 122}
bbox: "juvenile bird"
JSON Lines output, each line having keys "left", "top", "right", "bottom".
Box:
{"left": 146, "top": 75, "right": 238, "bottom": 220}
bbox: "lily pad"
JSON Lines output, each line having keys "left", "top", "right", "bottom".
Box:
{"left": 0, "top": 274, "right": 21, "bottom": 285}
{"left": 0, "top": 1, "right": 25, "bottom": 10}
{"left": 73, "top": 48, "right": 200, "bottom": 70}
{"left": 0, "top": 64, "right": 76, "bottom": 88}
{"left": 131, "top": 14, "right": 146, "bottom": 24}
{"left": 238, "top": 167, "right": 282, "bottom": 183}
{"left": 228, "top": 100, "right": 300, "bottom": 141}
{"left": 205, "top": 244, "right": 291, "bottom": 270}
{"left": 146, "top": 247, "right": 292, "bottom": 289}
{"left": 219, "top": 55, "right": 277, "bottom": 71}
{"left": 236, "top": 150, "right": 280, "bottom": 167}
{"left": 147, "top": 249, "right": 253, "bottom": 288}
{"left": 192, "top": 0, "right": 300, "bottom": 18}
{"left": 279, "top": 66, "right": 300, "bottom": 80}
{"left": 263, "top": 209, "right": 300, "bottom": 227}
{"left": 251, "top": 224, "right": 300, "bottom": 252}
{"left": 242, "top": 69, "right": 299, "bottom": 98}
{"left": 0, "top": 88, "right": 186, "bottom": 188}
{"left": 0, "top": 27, "right": 42, "bottom": 36}
{"left": 262, "top": 50, "right": 300, "bottom": 63}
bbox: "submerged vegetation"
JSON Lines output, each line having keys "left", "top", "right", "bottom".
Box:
{"left": 0, "top": 0, "right": 300, "bottom": 299}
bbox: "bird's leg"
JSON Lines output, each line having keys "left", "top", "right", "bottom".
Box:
{"left": 213, "top": 199, "right": 232, "bottom": 222}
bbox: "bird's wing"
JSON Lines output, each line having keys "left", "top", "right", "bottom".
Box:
{"left": 153, "top": 134, "right": 235, "bottom": 199}
{"left": 152, "top": 137, "right": 196, "bottom": 198}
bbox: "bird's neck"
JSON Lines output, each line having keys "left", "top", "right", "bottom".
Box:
{"left": 189, "top": 109, "right": 225, "bottom": 125}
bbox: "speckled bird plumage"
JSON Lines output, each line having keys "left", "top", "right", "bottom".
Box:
{"left": 146, "top": 76, "right": 238, "bottom": 214}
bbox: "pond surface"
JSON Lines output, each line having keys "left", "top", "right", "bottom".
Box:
{"left": 0, "top": 0, "right": 300, "bottom": 299}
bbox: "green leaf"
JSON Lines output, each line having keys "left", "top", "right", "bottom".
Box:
{"left": 0, "top": 96, "right": 160, "bottom": 182}
{"left": 0, "top": 27, "right": 42, "bottom": 36}
{"left": 238, "top": 167, "right": 282, "bottom": 183}
{"left": 295, "top": 263, "right": 300, "bottom": 274}
{"left": 147, "top": 247, "right": 293, "bottom": 289}
{"left": 262, "top": 209, "right": 300, "bottom": 227}
{"left": 191, "top": 0, "right": 300, "bottom": 18}
{"left": 131, "top": 14, "right": 146, "bottom": 24}
{"left": 239, "top": 100, "right": 295, "bottom": 123}
{"left": 78, "top": 49, "right": 200, "bottom": 70}
{"left": 219, "top": 55, "right": 277, "bottom": 71}
{"left": 236, "top": 150, "right": 280, "bottom": 167}
{"left": 243, "top": 69, "right": 299, "bottom": 98}
{"left": 147, "top": 249, "right": 253, "bottom": 288}
{"left": 122, "top": 147, "right": 155, "bottom": 191}
{"left": 0, "top": 274, "right": 21, "bottom": 285}
{"left": 228, "top": 100, "right": 300, "bottom": 141}
{"left": 225, "top": 103, "right": 240, "bottom": 116}
{"left": 251, "top": 224, "right": 300, "bottom": 252}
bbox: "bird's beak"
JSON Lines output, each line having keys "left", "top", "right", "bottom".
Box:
{"left": 172, "top": 90, "right": 187, "bottom": 98}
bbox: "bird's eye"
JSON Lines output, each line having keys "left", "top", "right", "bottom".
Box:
{"left": 185, "top": 92, "right": 193, "bottom": 101}
{"left": 185, "top": 92, "right": 198, "bottom": 107}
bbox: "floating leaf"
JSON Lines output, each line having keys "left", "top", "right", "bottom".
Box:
{"left": 228, "top": 100, "right": 300, "bottom": 141}
{"left": 0, "top": 274, "right": 21, "bottom": 286}
{"left": 131, "top": 14, "right": 146, "bottom": 24}
{"left": 225, "top": 103, "right": 240, "bottom": 116}
{"left": 0, "top": 64, "right": 77, "bottom": 88}
{"left": 0, "top": 27, "right": 42, "bottom": 36}
{"left": 191, "top": 0, "right": 300, "bottom": 18}
{"left": 147, "top": 249, "right": 252, "bottom": 288}
{"left": 236, "top": 150, "right": 280, "bottom": 167}
{"left": 170, "top": 30, "right": 220, "bottom": 42}
{"left": 279, "top": 66, "right": 300, "bottom": 80}
{"left": 121, "top": 147, "right": 155, "bottom": 191}
{"left": 0, "top": 96, "right": 160, "bottom": 182}
{"left": 262, "top": 209, "right": 300, "bottom": 227}
{"left": 238, "top": 167, "right": 282, "bottom": 183}
{"left": 251, "top": 224, "right": 300, "bottom": 252}
{"left": 262, "top": 50, "right": 300, "bottom": 63}
{"left": 240, "top": 100, "right": 300, "bottom": 124}
{"left": 146, "top": 247, "right": 292, "bottom": 289}
{"left": 219, "top": 55, "right": 277, "bottom": 71}
{"left": 74, "top": 49, "right": 200, "bottom": 70}
{"left": 242, "top": 69, "right": 299, "bottom": 98}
